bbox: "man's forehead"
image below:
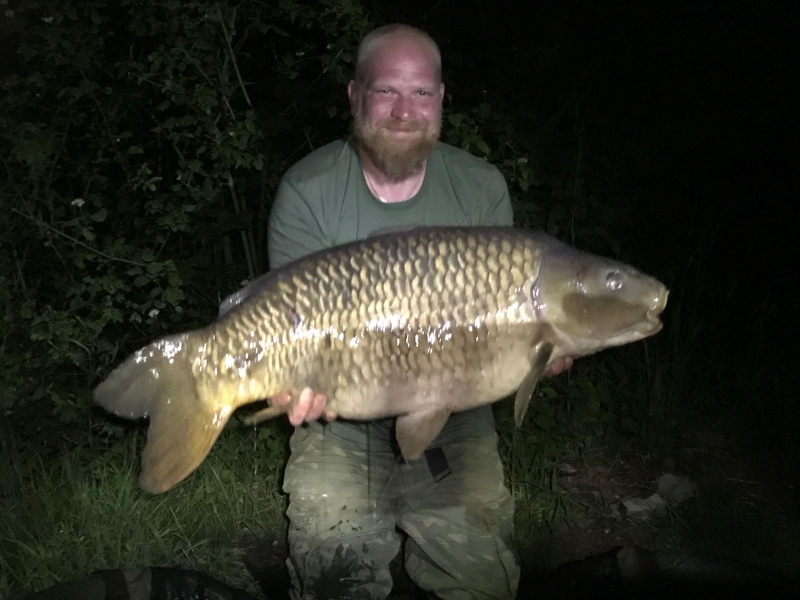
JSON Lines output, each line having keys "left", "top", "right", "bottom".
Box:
{"left": 362, "top": 34, "right": 440, "bottom": 82}
{"left": 368, "top": 67, "right": 440, "bottom": 89}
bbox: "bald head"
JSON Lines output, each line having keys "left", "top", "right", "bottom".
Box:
{"left": 354, "top": 24, "right": 442, "bottom": 85}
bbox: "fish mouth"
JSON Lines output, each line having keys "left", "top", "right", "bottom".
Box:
{"left": 601, "top": 313, "right": 663, "bottom": 348}
{"left": 622, "top": 314, "right": 663, "bottom": 339}
{"left": 654, "top": 287, "right": 669, "bottom": 313}
{"left": 645, "top": 310, "right": 664, "bottom": 330}
{"left": 646, "top": 287, "right": 669, "bottom": 327}
{"left": 646, "top": 319, "right": 664, "bottom": 335}
{"left": 617, "top": 286, "right": 669, "bottom": 339}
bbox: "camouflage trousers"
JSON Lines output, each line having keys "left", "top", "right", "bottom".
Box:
{"left": 282, "top": 406, "right": 520, "bottom": 600}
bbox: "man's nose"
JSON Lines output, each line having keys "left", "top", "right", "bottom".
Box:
{"left": 391, "top": 94, "right": 416, "bottom": 120}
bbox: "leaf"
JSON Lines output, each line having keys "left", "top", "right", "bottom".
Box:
{"left": 128, "top": 146, "right": 144, "bottom": 154}
{"left": 89, "top": 208, "right": 107, "bottom": 222}
{"left": 20, "top": 303, "right": 34, "bottom": 319}
{"left": 448, "top": 113, "right": 465, "bottom": 128}
{"left": 539, "top": 385, "right": 559, "bottom": 399}
{"left": 165, "top": 286, "right": 185, "bottom": 306}
{"left": 146, "top": 262, "right": 163, "bottom": 275}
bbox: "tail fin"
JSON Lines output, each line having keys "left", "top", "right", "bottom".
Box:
{"left": 94, "top": 332, "right": 233, "bottom": 494}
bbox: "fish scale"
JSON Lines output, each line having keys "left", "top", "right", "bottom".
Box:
{"left": 94, "top": 226, "right": 667, "bottom": 493}
{"left": 264, "top": 230, "right": 523, "bottom": 410}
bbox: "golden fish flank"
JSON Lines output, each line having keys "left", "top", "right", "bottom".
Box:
{"left": 94, "top": 226, "right": 668, "bottom": 494}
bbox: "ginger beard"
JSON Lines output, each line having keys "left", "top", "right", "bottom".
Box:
{"left": 353, "top": 103, "right": 441, "bottom": 182}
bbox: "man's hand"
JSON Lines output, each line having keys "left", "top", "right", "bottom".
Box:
{"left": 545, "top": 356, "right": 573, "bottom": 377}
{"left": 270, "top": 388, "right": 336, "bottom": 426}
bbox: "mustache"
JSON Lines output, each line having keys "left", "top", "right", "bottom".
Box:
{"left": 376, "top": 119, "right": 427, "bottom": 132}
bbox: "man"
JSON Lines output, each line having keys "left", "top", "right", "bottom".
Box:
{"left": 267, "top": 24, "right": 569, "bottom": 599}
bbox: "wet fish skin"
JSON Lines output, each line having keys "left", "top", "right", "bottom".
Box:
{"left": 94, "top": 226, "right": 667, "bottom": 493}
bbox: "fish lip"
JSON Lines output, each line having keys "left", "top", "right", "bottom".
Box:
{"left": 638, "top": 306, "right": 664, "bottom": 332}
{"left": 606, "top": 317, "right": 663, "bottom": 346}
{"left": 651, "top": 288, "right": 669, "bottom": 315}
{"left": 646, "top": 309, "right": 664, "bottom": 327}
{"left": 612, "top": 311, "right": 663, "bottom": 340}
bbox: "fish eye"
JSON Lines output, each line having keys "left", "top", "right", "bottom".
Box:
{"left": 606, "top": 271, "right": 623, "bottom": 291}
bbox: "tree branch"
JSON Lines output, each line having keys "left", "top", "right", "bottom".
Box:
{"left": 10, "top": 208, "right": 147, "bottom": 268}
{"left": 224, "top": 172, "right": 258, "bottom": 279}
{"left": 217, "top": 2, "right": 253, "bottom": 110}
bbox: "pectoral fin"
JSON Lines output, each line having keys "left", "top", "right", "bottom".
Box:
{"left": 514, "top": 341, "right": 554, "bottom": 428}
{"left": 395, "top": 407, "right": 452, "bottom": 460}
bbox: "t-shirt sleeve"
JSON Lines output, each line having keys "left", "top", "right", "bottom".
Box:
{"left": 477, "top": 168, "right": 515, "bottom": 227}
{"left": 267, "top": 178, "right": 329, "bottom": 270}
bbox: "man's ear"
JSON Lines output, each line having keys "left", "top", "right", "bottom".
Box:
{"left": 347, "top": 80, "right": 359, "bottom": 115}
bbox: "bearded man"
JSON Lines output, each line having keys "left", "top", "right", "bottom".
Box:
{"left": 266, "top": 23, "right": 569, "bottom": 600}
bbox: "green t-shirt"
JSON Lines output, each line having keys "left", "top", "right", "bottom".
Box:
{"left": 267, "top": 137, "right": 514, "bottom": 269}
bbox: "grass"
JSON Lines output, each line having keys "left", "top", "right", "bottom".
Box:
{"left": 0, "top": 423, "right": 289, "bottom": 598}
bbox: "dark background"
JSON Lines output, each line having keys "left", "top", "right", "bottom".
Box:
{"left": 382, "top": 0, "right": 798, "bottom": 304}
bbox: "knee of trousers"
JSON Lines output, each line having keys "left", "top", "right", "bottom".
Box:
{"left": 283, "top": 423, "right": 401, "bottom": 599}
{"left": 284, "top": 485, "right": 401, "bottom": 600}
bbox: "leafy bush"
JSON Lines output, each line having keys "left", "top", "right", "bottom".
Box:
{"left": 0, "top": 0, "right": 372, "bottom": 424}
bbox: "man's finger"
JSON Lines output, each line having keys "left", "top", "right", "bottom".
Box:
{"left": 284, "top": 388, "right": 329, "bottom": 426}
{"left": 306, "top": 391, "right": 328, "bottom": 422}
{"left": 545, "top": 357, "right": 573, "bottom": 377}
{"left": 283, "top": 388, "right": 307, "bottom": 426}
{"left": 270, "top": 390, "right": 292, "bottom": 408}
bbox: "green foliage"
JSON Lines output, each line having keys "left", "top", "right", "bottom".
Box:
{"left": 442, "top": 102, "right": 632, "bottom": 256}
{"left": 0, "top": 0, "right": 372, "bottom": 423}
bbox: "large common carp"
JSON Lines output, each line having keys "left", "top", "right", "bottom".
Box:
{"left": 94, "top": 227, "right": 668, "bottom": 493}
